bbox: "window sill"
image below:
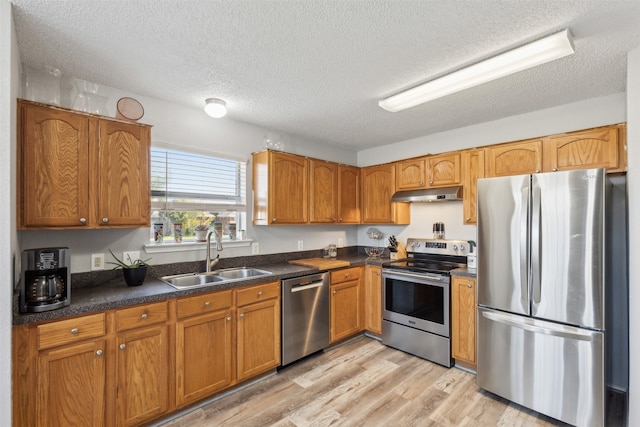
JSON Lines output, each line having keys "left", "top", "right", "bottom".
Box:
{"left": 144, "top": 239, "right": 253, "bottom": 254}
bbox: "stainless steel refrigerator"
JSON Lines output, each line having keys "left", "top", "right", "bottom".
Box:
{"left": 476, "top": 168, "right": 627, "bottom": 427}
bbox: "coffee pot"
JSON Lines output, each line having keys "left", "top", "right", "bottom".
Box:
{"left": 20, "top": 247, "right": 71, "bottom": 313}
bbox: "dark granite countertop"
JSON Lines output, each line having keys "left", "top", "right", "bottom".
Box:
{"left": 13, "top": 252, "right": 387, "bottom": 325}
{"left": 450, "top": 267, "right": 477, "bottom": 278}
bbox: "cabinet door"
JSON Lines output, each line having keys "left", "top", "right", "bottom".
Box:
{"left": 543, "top": 126, "right": 621, "bottom": 172}
{"left": 309, "top": 159, "right": 337, "bottom": 223}
{"left": 269, "top": 152, "right": 308, "bottom": 224}
{"left": 176, "top": 309, "right": 233, "bottom": 406}
{"left": 427, "top": 153, "right": 461, "bottom": 187}
{"left": 37, "top": 339, "right": 106, "bottom": 427}
{"left": 396, "top": 157, "right": 427, "bottom": 190}
{"left": 237, "top": 298, "right": 281, "bottom": 381}
{"left": 462, "top": 149, "right": 485, "bottom": 224}
{"left": 364, "top": 266, "right": 382, "bottom": 335}
{"left": 330, "top": 280, "right": 362, "bottom": 343}
{"left": 116, "top": 324, "right": 169, "bottom": 427}
{"left": 451, "top": 276, "right": 476, "bottom": 366}
{"left": 20, "top": 101, "right": 90, "bottom": 228}
{"left": 337, "top": 165, "right": 361, "bottom": 223}
{"left": 485, "top": 139, "right": 543, "bottom": 177}
{"left": 97, "top": 120, "right": 150, "bottom": 227}
{"left": 361, "top": 164, "right": 410, "bottom": 224}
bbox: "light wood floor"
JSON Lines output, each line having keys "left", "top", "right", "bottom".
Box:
{"left": 159, "top": 336, "right": 583, "bottom": 427}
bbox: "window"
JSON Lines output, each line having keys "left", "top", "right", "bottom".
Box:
{"left": 150, "top": 146, "right": 247, "bottom": 243}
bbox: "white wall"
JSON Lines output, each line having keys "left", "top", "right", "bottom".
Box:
{"left": 627, "top": 45, "right": 639, "bottom": 426}
{"left": 358, "top": 93, "right": 626, "bottom": 165}
{"left": 0, "top": 0, "right": 18, "bottom": 424}
{"left": 19, "top": 80, "right": 360, "bottom": 272}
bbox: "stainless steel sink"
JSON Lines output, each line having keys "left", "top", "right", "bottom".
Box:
{"left": 161, "top": 267, "right": 272, "bottom": 290}
{"left": 213, "top": 267, "right": 272, "bottom": 280}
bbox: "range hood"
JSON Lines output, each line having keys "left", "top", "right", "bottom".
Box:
{"left": 391, "top": 186, "right": 463, "bottom": 203}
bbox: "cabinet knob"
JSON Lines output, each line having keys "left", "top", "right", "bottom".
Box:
{"left": 79, "top": 217, "right": 87, "bottom": 224}
{"left": 552, "top": 168, "right": 558, "bottom": 172}
{"left": 467, "top": 284, "right": 472, "bottom": 288}
{"left": 332, "top": 290, "right": 336, "bottom": 295}
{"left": 466, "top": 217, "right": 471, "bottom": 222}
{"left": 141, "top": 313, "right": 148, "bottom": 320}
{"left": 420, "top": 182, "right": 424, "bottom": 186}
{"left": 272, "top": 218, "right": 277, "bottom": 223}
{"left": 535, "top": 170, "right": 540, "bottom": 173}
{"left": 204, "top": 301, "right": 211, "bottom": 307}
{"left": 240, "top": 313, "right": 245, "bottom": 318}
{"left": 258, "top": 291, "right": 263, "bottom": 297}
{"left": 102, "top": 217, "right": 109, "bottom": 223}
{"left": 376, "top": 272, "right": 381, "bottom": 276}
{"left": 226, "top": 317, "right": 231, "bottom": 321}
{"left": 429, "top": 181, "right": 433, "bottom": 185}
{"left": 344, "top": 273, "right": 350, "bottom": 278}
{"left": 119, "top": 344, "right": 126, "bottom": 350}
{"left": 332, "top": 218, "right": 336, "bottom": 222}
{"left": 96, "top": 350, "right": 103, "bottom": 356}
{"left": 70, "top": 328, "right": 79, "bottom": 335}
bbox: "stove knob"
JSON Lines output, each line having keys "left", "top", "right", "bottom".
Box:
{"left": 452, "top": 244, "right": 458, "bottom": 251}
{"left": 459, "top": 246, "right": 466, "bottom": 253}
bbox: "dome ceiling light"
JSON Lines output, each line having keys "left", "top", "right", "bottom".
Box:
{"left": 204, "top": 98, "right": 227, "bottom": 118}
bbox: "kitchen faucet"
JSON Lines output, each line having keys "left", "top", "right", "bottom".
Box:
{"left": 206, "top": 230, "right": 223, "bottom": 272}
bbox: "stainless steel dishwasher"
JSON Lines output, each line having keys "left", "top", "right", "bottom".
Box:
{"left": 281, "top": 272, "right": 329, "bottom": 366}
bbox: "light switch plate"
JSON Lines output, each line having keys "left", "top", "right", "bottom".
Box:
{"left": 251, "top": 242, "right": 260, "bottom": 255}
{"left": 91, "top": 253, "right": 105, "bottom": 271}
{"left": 338, "top": 238, "right": 344, "bottom": 248}
{"left": 297, "top": 240, "right": 304, "bottom": 250}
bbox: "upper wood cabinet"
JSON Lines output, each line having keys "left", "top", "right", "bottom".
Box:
{"left": 252, "top": 150, "right": 308, "bottom": 225}
{"left": 485, "top": 139, "right": 543, "bottom": 177}
{"left": 542, "top": 125, "right": 625, "bottom": 173}
{"left": 309, "top": 159, "right": 338, "bottom": 223}
{"left": 462, "top": 149, "right": 485, "bottom": 224}
{"left": 396, "top": 157, "right": 427, "bottom": 190}
{"left": 337, "top": 165, "right": 361, "bottom": 223}
{"left": 361, "top": 164, "right": 410, "bottom": 224}
{"left": 426, "top": 153, "right": 461, "bottom": 187}
{"left": 18, "top": 99, "right": 150, "bottom": 229}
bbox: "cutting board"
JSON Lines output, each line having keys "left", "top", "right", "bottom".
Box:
{"left": 289, "top": 258, "right": 350, "bottom": 269}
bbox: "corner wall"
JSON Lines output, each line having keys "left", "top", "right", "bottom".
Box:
{"left": 626, "top": 45, "right": 639, "bottom": 426}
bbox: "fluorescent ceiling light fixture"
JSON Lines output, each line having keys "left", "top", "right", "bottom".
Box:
{"left": 204, "top": 98, "right": 227, "bottom": 118}
{"left": 379, "top": 29, "right": 575, "bottom": 112}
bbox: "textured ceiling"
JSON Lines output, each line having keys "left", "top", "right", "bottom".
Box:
{"left": 10, "top": 0, "right": 640, "bottom": 151}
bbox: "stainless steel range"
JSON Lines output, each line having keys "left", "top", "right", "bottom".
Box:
{"left": 381, "top": 238, "right": 470, "bottom": 367}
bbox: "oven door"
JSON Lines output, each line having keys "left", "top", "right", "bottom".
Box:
{"left": 382, "top": 269, "right": 450, "bottom": 337}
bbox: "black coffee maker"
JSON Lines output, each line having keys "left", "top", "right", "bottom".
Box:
{"left": 20, "top": 247, "right": 71, "bottom": 313}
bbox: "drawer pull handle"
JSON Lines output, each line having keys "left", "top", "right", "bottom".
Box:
{"left": 71, "top": 328, "right": 79, "bottom": 335}
{"left": 120, "top": 344, "right": 126, "bottom": 350}
{"left": 96, "top": 350, "right": 103, "bottom": 356}
{"left": 204, "top": 301, "right": 211, "bottom": 307}
{"left": 258, "top": 291, "right": 263, "bottom": 297}
{"left": 141, "top": 313, "right": 148, "bottom": 320}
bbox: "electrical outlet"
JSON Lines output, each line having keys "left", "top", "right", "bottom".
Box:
{"left": 338, "top": 238, "right": 344, "bottom": 248}
{"left": 251, "top": 242, "right": 260, "bottom": 255}
{"left": 123, "top": 251, "right": 140, "bottom": 264}
{"left": 297, "top": 240, "right": 304, "bottom": 250}
{"left": 91, "top": 253, "right": 105, "bottom": 271}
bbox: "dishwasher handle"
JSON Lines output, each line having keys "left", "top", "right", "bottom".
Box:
{"left": 290, "top": 280, "right": 324, "bottom": 293}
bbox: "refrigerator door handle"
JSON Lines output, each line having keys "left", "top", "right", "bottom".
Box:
{"left": 481, "top": 309, "right": 595, "bottom": 341}
{"left": 531, "top": 182, "right": 542, "bottom": 304}
{"left": 519, "top": 185, "right": 529, "bottom": 309}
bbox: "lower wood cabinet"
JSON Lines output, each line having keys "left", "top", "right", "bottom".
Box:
{"left": 330, "top": 267, "right": 363, "bottom": 343}
{"left": 37, "top": 339, "right": 107, "bottom": 427}
{"left": 364, "top": 265, "right": 382, "bottom": 335}
{"left": 13, "top": 281, "right": 282, "bottom": 427}
{"left": 451, "top": 275, "right": 477, "bottom": 367}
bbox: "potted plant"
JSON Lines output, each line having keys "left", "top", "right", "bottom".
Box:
{"left": 194, "top": 224, "right": 210, "bottom": 242}
{"left": 108, "top": 249, "right": 151, "bottom": 287}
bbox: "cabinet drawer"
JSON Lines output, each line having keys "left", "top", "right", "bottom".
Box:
{"left": 236, "top": 281, "right": 280, "bottom": 307}
{"left": 115, "top": 301, "right": 168, "bottom": 332}
{"left": 177, "top": 290, "right": 233, "bottom": 319}
{"left": 330, "top": 266, "right": 361, "bottom": 284}
{"left": 37, "top": 313, "right": 106, "bottom": 350}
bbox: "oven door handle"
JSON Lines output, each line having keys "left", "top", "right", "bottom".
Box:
{"left": 383, "top": 270, "right": 443, "bottom": 282}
